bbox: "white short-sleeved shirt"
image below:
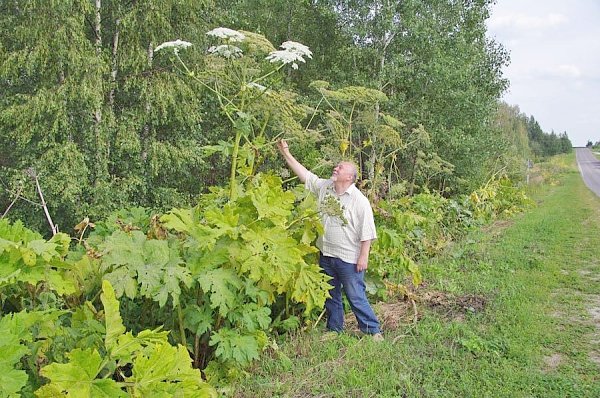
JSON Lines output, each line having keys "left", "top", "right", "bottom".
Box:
{"left": 305, "top": 170, "right": 377, "bottom": 264}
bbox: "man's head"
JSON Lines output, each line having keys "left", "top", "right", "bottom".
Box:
{"left": 332, "top": 161, "right": 358, "bottom": 184}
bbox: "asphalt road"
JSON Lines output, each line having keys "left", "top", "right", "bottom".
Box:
{"left": 576, "top": 147, "right": 600, "bottom": 197}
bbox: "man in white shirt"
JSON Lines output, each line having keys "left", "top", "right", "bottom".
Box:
{"left": 277, "top": 140, "right": 382, "bottom": 340}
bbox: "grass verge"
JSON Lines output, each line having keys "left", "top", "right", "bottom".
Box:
{"left": 234, "top": 154, "right": 600, "bottom": 397}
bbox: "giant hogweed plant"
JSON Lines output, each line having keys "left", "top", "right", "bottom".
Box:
{"left": 0, "top": 219, "right": 216, "bottom": 397}
{"left": 149, "top": 29, "right": 332, "bottom": 382}
{"left": 0, "top": 28, "right": 331, "bottom": 394}
{"left": 73, "top": 185, "right": 329, "bottom": 385}
{"left": 154, "top": 28, "right": 314, "bottom": 201}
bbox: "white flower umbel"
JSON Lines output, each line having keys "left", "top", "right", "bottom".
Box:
{"left": 208, "top": 44, "right": 243, "bottom": 59}
{"left": 280, "top": 41, "right": 313, "bottom": 59}
{"left": 206, "top": 27, "right": 245, "bottom": 43}
{"left": 266, "top": 50, "right": 307, "bottom": 70}
{"left": 154, "top": 39, "right": 192, "bottom": 55}
{"left": 265, "top": 40, "right": 312, "bottom": 70}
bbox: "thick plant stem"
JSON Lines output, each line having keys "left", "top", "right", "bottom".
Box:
{"left": 229, "top": 130, "right": 242, "bottom": 201}
{"left": 177, "top": 304, "right": 187, "bottom": 348}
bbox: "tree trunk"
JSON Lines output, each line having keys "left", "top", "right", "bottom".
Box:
{"left": 109, "top": 17, "right": 120, "bottom": 108}
{"left": 93, "top": 0, "right": 108, "bottom": 182}
{"left": 141, "top": 43, "right": 153, "bottom": 165}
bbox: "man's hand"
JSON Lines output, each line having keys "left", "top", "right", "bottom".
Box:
{"left": 277, "top": 139, "right": 309, "bottom": 183}
{"left": 277, "top": 139, "right": 289, "bottom": 155}
{"left": 356, "top": 240, "right": 372, "bottom": 272}
{"left": 356, "top": 255, "right": 368, "bottom": 272}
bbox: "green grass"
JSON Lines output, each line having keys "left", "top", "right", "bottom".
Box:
{"left": 233, "top": 155, "right": 600, "bottom": 398}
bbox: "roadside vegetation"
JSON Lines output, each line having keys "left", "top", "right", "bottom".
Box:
{"left": 234, "top": 154, "right": 600, "bottom": 397}
{"left": 0, "top": 2, "right": 580, "bottom": 397}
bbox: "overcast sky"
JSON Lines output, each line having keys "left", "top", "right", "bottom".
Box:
{"left": 486, "top": 0, "right": 600, "bottom": 146}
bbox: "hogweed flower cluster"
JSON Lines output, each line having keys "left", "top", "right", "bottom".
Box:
{"left": 206, "top": 28, "right": 246, "bottom": 59}
{"left": 266, "top": 40, "right": 313, "bottom": 70}
{"left": 156, "top": 28, "right": 313, "bottom": 71}
{"left": 154, "top": 39, "right": 192, "bottom": 55}
{"left": 319, "top": 194, "right": 348, "bottom": 226}
{"left": 206, "top": 27, "right": 246, "bottom": 42}
{"left": 208, "top": 44, "right": 243, "bottom": 59}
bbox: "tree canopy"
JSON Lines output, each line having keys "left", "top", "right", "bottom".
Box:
{"left": 0, "top": 0, "right": 569, "bottom": 233}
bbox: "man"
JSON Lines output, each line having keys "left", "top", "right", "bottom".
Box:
{"left": 277, "top": 140, "right": 382, "bottom": 340}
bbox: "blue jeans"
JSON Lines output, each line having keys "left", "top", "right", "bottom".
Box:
{"left": 319, "top": 254, "right": 380, "bottom": 334}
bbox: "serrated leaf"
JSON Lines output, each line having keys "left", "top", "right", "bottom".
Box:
{"left": 135, "top": 328, "right": 170, "bottom": 345}
{"left": 0, "top": 237, "right": 18, "bottom": 255}
{"left": 0, "top": 363, "right": 28, "bottom": 397}
{"left": 155, "top": 264, "right": 191, "bottom": 308}
{"left": 49, "top": 232, "right": 71, "bottom": 257}
{"left": 161, "top": 208, "right": 219, "bottom": 250}
{"left": 100, "top": 280, "right": 126, "bottom": 354}
{"left": 240, "top": 254, "right": 269, "bottom": 282}
{"left": 0, "top": 269, "right": 21, "bottom": 289}
{"left": 127, "top": 344, "right": 216, "bottom": 398}
{"left": 100, "top": 230, "right": 146, "bottom": 270}
{"left": 187, "top": 241, "right": 230, "bottom": 277}
{"left": 39, "top": 348, "right": 126, "bottom": 397}
{"left": 279, "top": 316, "right": 301, "bottom": 331}
{"left": 241, "top": 227, "right": 303, "bottom": 292}
{"left": 183, "top": 304, "right": 213, "bottom": 336}
{"left": 160, "top": 208, "right": 194, "bottom": 233}
{"left": 228, "top": 303, "right": 271, "bottom": 332}
{"left": 209, "top": 328, "right": 261, "bottom": 367}
{"left": 205, "top": 203, "right": 239, "bottom": 239}
{"left": 19, "top": 246, "right": 36, "bottom": 266}
{"left": 292, "top": 262, "right": 332, "bottom": 314}
{"left": 136, "top": 263, "right": 162, "bottom": 299}
{"left": 197, "top": 268, "right": 243, "bottom": 317}
{"left": 44, "top": 269, "right": 77, "bottom": 295}
{"left": 103, "top": 267, "right": 138, "bottom": 299}
{"left": 0, "top": 341, "right": 30, "bottom": 366}
{"left": 0, "top": 309, "right": 65, "bottom": 344}
{"left": 27, "top": 239, "right": 59, "bottom": 262}
{"left": 248, "top": 174, "right": 294, "bottom": 224}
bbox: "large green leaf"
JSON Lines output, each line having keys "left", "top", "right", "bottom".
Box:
{"left": 37, "top": 348, "right": 126, "bottom": 398}
{"left": 100, "top": 231, "right": 191, "bottom": 306}
{"left": 161, "top": 208, "right": 221, "bottom": 250}
{"left": 183, "top": 304, "right": 213, "bottom": 336}
{"left": 209, "top": 328, "right": 264, "bottom": 367}
{"left": 100, "top": 231, "right": 146, "bottom": 270}
{"left": 205, "top": 203, "right": 239, "bottom": 239}
{"left": 0, "top": 363, "right": 28, "bottom": 398}
{"left": 100, "top": 280, "right": 126, "bottom": 354}
{"left": 127, "top": 344, "right": 216, "bottom": 398}
{"left": 197, "top": 268, "right": 243, "bottom": 317}
{"left": 292, "top": 262, "right": 332, "bottom": 314}
{"left": 227, "top": 303, "right": 271, "bottom": 332}
{"left": 248, "top": 174, "right": 294, "bottom": 225}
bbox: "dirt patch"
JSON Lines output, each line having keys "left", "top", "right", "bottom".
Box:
{"left": 341, "top": 290, "right": 488, "bottom": 334}
{"left": 344, "top": 300, "right": 417, "bottom": 333}
{"left": 420, "top": 291, "right": 488, "bottom": 321}
{"left": 582, "top": 292, "right": 600, "bottom": 367}
{"left": 377, "top": 301, "right": 418, "bottom": 330}
{"left": 481, "top": 219, "right": 514, "bottom": 237}
{"left": 586, "top": 295, "right": 600, "bottom": 336}
{"left": 578, "top": 269, "right": 600, "bottom": 282}
{"left": 542, "top": 353, "right": 563, "bottom": 372}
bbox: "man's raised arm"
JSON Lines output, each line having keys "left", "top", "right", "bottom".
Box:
{"left": 277, "top": 139, "right": 309, "bottom": 183}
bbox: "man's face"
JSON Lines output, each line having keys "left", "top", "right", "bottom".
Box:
{"left": 332, "top": 162, "right": 355, "bottom": 182}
